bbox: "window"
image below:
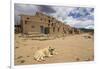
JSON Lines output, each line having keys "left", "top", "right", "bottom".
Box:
{"left": 48, "top": 20, "right": 50, "bottom": 23}
{"left": 63, "top": 27, "right": 64, "bottom": 30}
{"left": 40, "top": 18, "right": 42, "bottom": 21}
{"left": 32, "top": 26, "right": 35, "bottom": 28}
{"left": 48, "top": 16, "right": 50, "bottom": 18}
{"left": 25, "top": 21, "right": 27, "bottom": 24}
{"left": 52, "top": 18, "right": 54, "bottom": 20}
{"left": 27, "top": 17, "right": 29, "bottom": 19}
{"left": 58, "top": 27, "right": 60, "bottom": 32}
{"left": 53, "top": 27, "right": 55, "bottom": 32}
{"left": 51, "top": 23, "right": 53, "bottom": 26}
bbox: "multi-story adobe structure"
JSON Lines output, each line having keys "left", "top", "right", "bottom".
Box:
{"left": 19, "top": 12, "right": 80, "bottom": 37}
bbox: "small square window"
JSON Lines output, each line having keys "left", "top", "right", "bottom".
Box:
{"left": 48, "top": 24, "right": 50, "bottom": 26}
{"left": 51, "top": 23, "right": 53, "bottom": 26}
{"left": 32, "top": 26, "right": 35, "bottom": 28}
{"left": 40, "top": 18, "right": 42, "bottom": 21}
{"left": 27, "top": 17, "right": 29, "bottom": 19}
{"left": 25, "top": 21, "right": 27, "bottom": 24}
{"left": 48, "top": 20, "right": 50, "bottom": 23}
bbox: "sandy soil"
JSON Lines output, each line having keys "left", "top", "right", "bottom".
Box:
{"left": 14, "top": 33, "right": 94, "bottom": 65}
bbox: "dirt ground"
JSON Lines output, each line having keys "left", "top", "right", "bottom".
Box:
{"left": 14, "top": 33, "right": 94, "bottom": 65}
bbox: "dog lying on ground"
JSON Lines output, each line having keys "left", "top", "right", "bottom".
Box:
{"left": 33, "top": 46, "right": 57, "bottom": 61}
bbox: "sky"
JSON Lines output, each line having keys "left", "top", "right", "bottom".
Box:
{"left": 14, "top": 3, "right": 94, "bottom": 29}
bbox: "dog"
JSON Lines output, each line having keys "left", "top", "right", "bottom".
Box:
{"left": 33, "top": 46, "right": 57, "bottom": 61}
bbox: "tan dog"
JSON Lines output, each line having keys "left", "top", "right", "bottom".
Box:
{"left": 33, "top": 46, "right": 57, "bottom": 61}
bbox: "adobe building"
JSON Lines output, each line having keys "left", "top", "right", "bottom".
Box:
{"left": 19, "top": 12, "right": 80, "bottom": 37}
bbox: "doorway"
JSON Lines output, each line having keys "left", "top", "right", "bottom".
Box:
{"left": 40, "top": 26, "right": 44, "bottom": 33}
{"left": 44, "top": 27, "right": 49, "bottom": 34}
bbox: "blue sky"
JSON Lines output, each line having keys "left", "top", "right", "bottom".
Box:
{"left": 15, "top": 4, "right": 94, "bottom": 29}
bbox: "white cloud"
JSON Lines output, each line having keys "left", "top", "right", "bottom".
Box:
{"left": 48, "top": 6, "right": 75, "bottom": 22}
{"left": 68, "top": 19, "right": 94, "bottom": 29}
